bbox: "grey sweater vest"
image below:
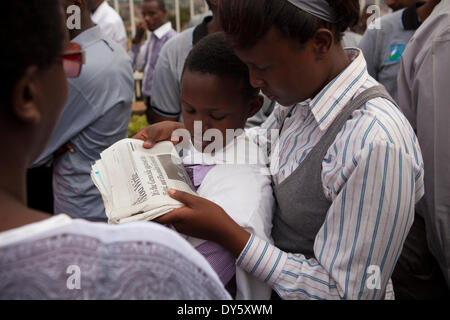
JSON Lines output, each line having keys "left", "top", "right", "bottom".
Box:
{"left": 271, "top": 85, "right": 398, "bottom": 259}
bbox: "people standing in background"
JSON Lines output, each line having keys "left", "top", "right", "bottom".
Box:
{"left": 395, "top": 0, "right": 450, "bottom": 299}
{"left": 129, "top": 0, "right": 177, "bottom": 124}
{"left": 360, "top": 0, "right": 440, "bottom": 102}
{"left": 149, "top": 0, "right": 275, "bottom": 127}
{"left": 90, "top": 0, "right": 127, "bottom": 50}
{"left": 31, "top": 0, "right": 134, "bottom": 222}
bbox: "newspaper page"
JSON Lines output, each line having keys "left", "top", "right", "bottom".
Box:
{"left": 91, "top": 139, "right": 196, "bottom": 224}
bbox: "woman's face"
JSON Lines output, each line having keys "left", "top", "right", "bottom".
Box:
{"left": 234, "top": 27, "right": 327, "bottom": 107}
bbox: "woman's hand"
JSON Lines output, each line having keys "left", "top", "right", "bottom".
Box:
{"left": 132, "top": 121, "right": 185, "bottom": 149}
{"left": 155, "top": 189, "right": 251, "bottom": 258}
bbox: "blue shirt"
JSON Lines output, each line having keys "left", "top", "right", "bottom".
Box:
{"left": 359, "top": 3, "right": 423, "bottom": 102}
{"left": 34, "top": 26, "right": 134, "bottom": 221}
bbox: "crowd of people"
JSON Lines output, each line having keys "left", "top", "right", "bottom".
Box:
{"left": 0, "top": 0, "right": 448, "bottom": 300}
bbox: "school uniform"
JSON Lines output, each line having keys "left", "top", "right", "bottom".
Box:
{"left": 241, "top": 48, "right": 424, "bottom": 300}
{"left": 180, "top": 133, "right": 275, "bottom": 300}
{"left": 359, "top": 2, "right": 424, "bottom": 102}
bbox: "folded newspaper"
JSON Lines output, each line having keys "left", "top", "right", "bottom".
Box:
{"left": 91, "top": 139, "right": 197, "bottom": 224}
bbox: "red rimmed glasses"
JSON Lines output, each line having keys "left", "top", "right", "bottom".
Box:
{"left": 58, "top": 42, "right": 85, "bottom": 78}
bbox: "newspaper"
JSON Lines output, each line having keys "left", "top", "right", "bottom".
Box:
{"left": 91, "top": 139, "right": 196, "bottom": 224}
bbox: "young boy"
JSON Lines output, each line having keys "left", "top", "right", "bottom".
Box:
{"left": 175, "top": 33, "right": 275, "bottom": 300}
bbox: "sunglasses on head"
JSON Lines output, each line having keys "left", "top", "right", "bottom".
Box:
{"left": 57, "top": 42, "right": 85, "bottom": 78}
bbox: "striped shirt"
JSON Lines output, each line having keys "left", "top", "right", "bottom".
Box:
{"left": 240, "top": 48, "right": 425, "bottom": 300}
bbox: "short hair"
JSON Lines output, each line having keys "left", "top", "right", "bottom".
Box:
{"left": 182, "top": 32, "right": 259, "bottom": 101}
{"left": 2, "top": 0, "right": 66, "bottom": 107}
{"left": 144, "top": 0, "right": 166, "bottom": 11}
{"left": 219, "top": 0, "right": 360, "bottom": 49}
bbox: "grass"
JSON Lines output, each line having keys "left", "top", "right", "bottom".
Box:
{"left": 128, "top": 114, "right": 149, "bottom": 138}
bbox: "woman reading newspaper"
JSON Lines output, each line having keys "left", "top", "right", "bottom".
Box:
{"left": 135, "top": 0, "right": 425, "bottom": 300}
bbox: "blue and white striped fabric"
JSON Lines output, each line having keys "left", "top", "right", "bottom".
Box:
{"left": 240, "top": 49, "right": 425, "bottom": 300}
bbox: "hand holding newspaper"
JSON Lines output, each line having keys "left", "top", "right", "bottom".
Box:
{"left": 91, "top": 139, "right": 196, "bottom": 224}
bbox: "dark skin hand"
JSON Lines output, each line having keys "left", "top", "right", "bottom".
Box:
{"left": 132, "top": 21, "right": 147, "bottom": 45}
{"left": 133, "top": 122, "right": 251, "bottom": 258}
{"left": 132, "top": 120, "right": 185, "bottom": 148}
{"left": 155, "top": 189, "right": 251, "bottom": 258}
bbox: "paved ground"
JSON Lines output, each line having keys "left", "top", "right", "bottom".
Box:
{"left": 132, "top": 101, "right": 146, "bottom": 115}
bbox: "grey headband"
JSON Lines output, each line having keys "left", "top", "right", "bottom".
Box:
{"left": 287, "top": 0, "right": 338, "bottom": 23}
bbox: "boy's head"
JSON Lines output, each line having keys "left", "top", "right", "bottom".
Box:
{"left": 142, "top": 0, "right": 167, "bottom": 32}
{"left": 180, "top": 32, "right": 263, "bottom": 152}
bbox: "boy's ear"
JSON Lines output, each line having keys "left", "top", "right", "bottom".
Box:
{"left": 10, "top": 66, "right": 42, "bottom": 125}
{"left": 246, "top": 94, "right": 264, "bottom": 119}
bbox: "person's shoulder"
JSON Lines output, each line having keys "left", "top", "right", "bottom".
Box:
{"left": 0, "top": 217, "right": 231, "bottom": 300}
{"left": 381, "top": 8, "right": 404, "bottom": 25}
{"left": 413, "top": 2, "right": 450, "bottom": 45}
{"left": 52, "top": 219, "right": 209, "bottom": 259}
{"left": 67, "top": 218, "right": 172, "bottom": 240}
{"left": 157, "top": 27, "right": 195, "bottom": 73}
{"left": 85, "top": 29, "right": 131, "bottom": 74}
{"left": 101, "top": 3, "right": 124, "bottom": 24}
{"left": 161, "top": 27, "right": 195, "bottom": 53}
{"left": 349, "top": 83, "right": 417, "bottom": 150}
{"left": 368, "top": 10, "right": 403, "bottom": 36}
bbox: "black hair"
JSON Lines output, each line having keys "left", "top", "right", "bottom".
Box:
{"left": 182, "top": 32, "right": 259, "bottom": 101}
{"left": 219, "top": 0, "right": 360, "bottom": 49}
{"left": 2, "top": 0, "right": 66, "bottom": 107}
{"left": 144, "top": 0, "right": 166, "bottom": 11}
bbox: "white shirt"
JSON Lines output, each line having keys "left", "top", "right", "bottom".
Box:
{"left": 91, "top": 1, "right": 127, "bottom": 50}
{"left": 131, "top": 22, "right": 175, "bottom": 73}
{"left": 180, "top": 134, "right": 275, "bottom": 300}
